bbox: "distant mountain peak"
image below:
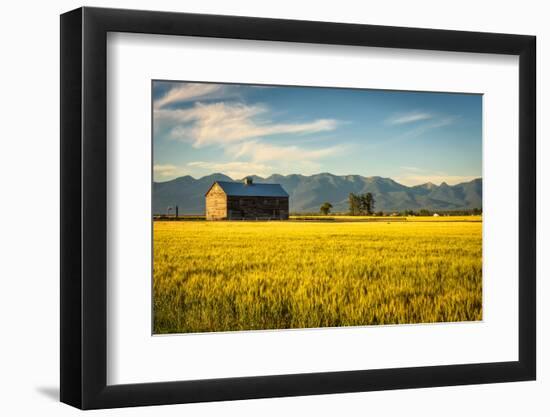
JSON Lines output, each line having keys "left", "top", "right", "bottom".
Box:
{"left": 200, "top": 173, "right": 233, "bottom": 180}
{"left": 153, "top": 172, "right": 482, "bottom": 214}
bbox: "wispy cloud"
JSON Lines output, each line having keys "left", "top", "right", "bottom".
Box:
{"left": 395, "top": 166, "right": 479, "bottom": 186}
{"left": 154, "top": 83, "right": 223, "bottom": 109}
{"left": 153, "top": 164, "right": 188, "bottom": 181}
{"left": 362, "top": 114, "right": 458, "bottom": 153}
{"left": 399, "top": 166, "right": 422, "bottom": 172}
{"left": 230, "top": 141, "right": 345, "bottom": 162}
{"left": 187, "top": 157, "right": 332, "bottom": 179}
{"left": 187, "top": 161, "right": 273, "bottom": 179}
{"left": 154, "top": 100, "right": 344, "bottom": 180}
{"left": 390, "top": 115, "right": 458, "bottom": 143}
{"left": 156, "top": 102, "right": 339, "bottom": 147}
{"left": 386, "top": 111, "right": 433, "bottom": 125}
{"left": 396, "top": 174, "right": 479, "bottom": 186}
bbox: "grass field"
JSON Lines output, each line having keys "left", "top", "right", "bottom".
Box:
{"left": 153, "top": 217, "right": 482, "bottom": 334}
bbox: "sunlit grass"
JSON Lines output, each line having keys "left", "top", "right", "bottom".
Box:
{"left": 153, "top": 219, "right": 482, "bottom": 333}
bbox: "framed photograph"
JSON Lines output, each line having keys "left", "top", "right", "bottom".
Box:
{"left": 60, "top": 7, "right": 536, "bottom": 409}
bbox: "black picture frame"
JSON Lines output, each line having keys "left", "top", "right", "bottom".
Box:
{"left": 60, "top": 6, "right": 536, "bottom": 410}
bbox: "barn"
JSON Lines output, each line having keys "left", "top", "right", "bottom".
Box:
{"left": 205, "top": 177, "right": 289, "bottom": 220}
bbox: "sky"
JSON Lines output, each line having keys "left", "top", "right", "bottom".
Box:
{"left": 153, "top": 80, "right": 482, "bottom": 186}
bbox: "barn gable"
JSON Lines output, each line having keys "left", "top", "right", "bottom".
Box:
{"left": 205, "top": 182, "right": 228, "bottom": 220}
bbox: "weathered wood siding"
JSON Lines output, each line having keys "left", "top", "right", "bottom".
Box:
{"left": 227, "top": 196, "right": 289, "bottom": 220}
{"left": 205, "top": 183, "right": 227, "bottom": 220}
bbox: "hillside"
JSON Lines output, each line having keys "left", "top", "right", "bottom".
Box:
{"left": 153, "top": 173, "right": 482, "bottom": 214}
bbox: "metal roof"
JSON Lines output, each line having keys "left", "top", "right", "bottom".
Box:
{"left": 214, "top": 181, "right": 289, "bottom": 197}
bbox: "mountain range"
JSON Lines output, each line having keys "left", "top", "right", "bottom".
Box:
{"left": 153, "top": 173, "right": 482, "bottom": 214}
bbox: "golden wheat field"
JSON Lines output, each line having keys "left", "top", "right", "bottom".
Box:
{"left": 153, "top": 217, "right": 482, "bottom": 334}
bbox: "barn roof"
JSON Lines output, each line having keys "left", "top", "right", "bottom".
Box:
{"left": 213, "top": 181, "right": 289, "bottom": 197}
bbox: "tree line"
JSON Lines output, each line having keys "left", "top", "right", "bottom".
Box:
{"left": 319, "top": 194, "right": 482, "bottom": 216}
{"left": 348, "top": 192, "right": 375, "bottom": 215}
{"left": 400, "top": 208, "right": 482, "bottom": 216}
{"left": 319, "top": 192, "right": 376, "bottom": 215}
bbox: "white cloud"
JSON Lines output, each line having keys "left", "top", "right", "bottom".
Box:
{"left": 154, "top": 99, "right": 345, "bottom": 180}
{"left": 154, "top": 83, "right": 223, "bottom": 109}
{"left": 153, "top": 164, "right": 188, "bottom": 181}
{"left": 395, "top": 166, "right": 479, "bottom": 186}
{"left": 386, "top": 111, "right": 433, "bottom": 125}
{"left": 230, "top": 141, "right": 344, "bottom": 162}
{"left": 395, "top": 174, "right": 479, "bottom": 186}
{"left": 384, "top": 116, "right": 457, "bottom": 144}
{"left": 399, "top": 166, "right": 422, "bottom": 172}
{"left": 155, "top": 102, "right": 339, "bottom": 147}
{"left": 185, "top": 141, "right": 345, "bottom": 179}
{"left": 187, "top": 161, "right": 273, "bottom": 179}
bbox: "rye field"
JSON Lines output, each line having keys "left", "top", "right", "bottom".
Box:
{"left": 153, "top": 217, "right": 482, "bottom": 334}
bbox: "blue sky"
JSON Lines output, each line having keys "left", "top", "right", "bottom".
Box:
{"left": 153, "top": 81, "right": 482, "bottom": 186}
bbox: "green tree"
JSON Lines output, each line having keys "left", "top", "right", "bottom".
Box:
{"left": 348, "top": 193, "right": 361, "bottom": 215}
{"left": 320, "top": 202, "right": 333, "bottom": 215}
{"left": 358, "top": 192, "right": 375, "bottom": 215}
{"left": 349, "top": 192, "right": 376, "bottom": 215}
{"left": 358, "top": 194, "right": 366, "bottom": 214}
{"left": 364, "top": 192, "right": 375, "bottom": 215}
